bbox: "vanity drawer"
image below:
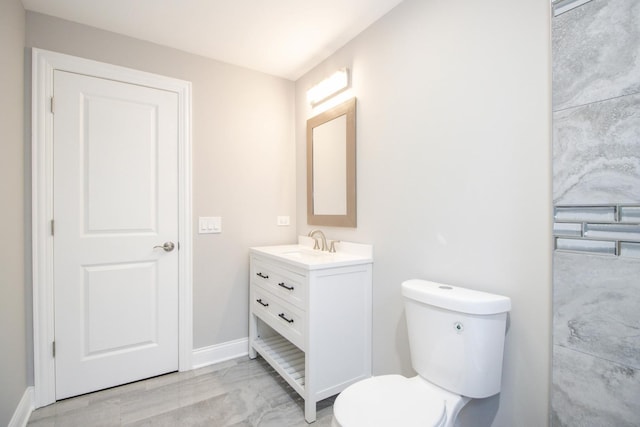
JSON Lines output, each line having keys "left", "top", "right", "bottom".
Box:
{"left": 252, "top": 288, "right": 305, "bottom": 350}
{"left": 252, "top": 259, "right": 306, "bottom": 308}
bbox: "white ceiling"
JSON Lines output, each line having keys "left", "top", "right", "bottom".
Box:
{"left": 21, "top": 0, "right": 404, "bottom": 80}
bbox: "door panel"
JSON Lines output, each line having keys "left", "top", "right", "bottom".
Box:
{"left": 84, "top": 95, "right": 158, "bottom": 233}
{"left": 53, "top": 70, "right": 179, "bottom": 399}
{"left": 83, "top": 262, "right": 158, "bottom": 357}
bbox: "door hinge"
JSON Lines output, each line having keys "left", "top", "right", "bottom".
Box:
{"left": 50, "top": 96, "right": 55, "bottom": 114}
{"left": 52, "top": 341, "right": 56, "bottom": 358}
{"left": 177, "top": 242, "right": 180, "bottom": 250}
{"left": 51, "top": 219, "right": 55, "bottom": 236}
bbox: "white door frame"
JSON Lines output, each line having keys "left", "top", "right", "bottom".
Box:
{"left": 31, "top": 48, "right": 193, "bottom": 408}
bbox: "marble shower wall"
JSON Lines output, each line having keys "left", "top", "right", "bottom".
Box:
{"left": 552, "top": 0, "right": 640, "bottom": 425}
{"left": 553, "top": 94, "right": 640, "bottom": 204}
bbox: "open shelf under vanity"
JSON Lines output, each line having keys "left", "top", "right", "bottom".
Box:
{"left": 252, "top": 330, "right": 306, "bottom": 393}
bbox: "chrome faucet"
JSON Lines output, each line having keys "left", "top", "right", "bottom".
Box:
{"left": 308, "top": 229, "right": 328, "bottom": 251}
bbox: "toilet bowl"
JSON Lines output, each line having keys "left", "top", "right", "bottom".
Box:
{"left": 331, "top": 279, "right": 511, "bottom": 427}
{"left": 332, "top": 375, "right": 470, "bottom": 427}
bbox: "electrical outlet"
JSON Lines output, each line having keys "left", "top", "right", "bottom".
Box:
{"left": 277, "top": 216, "right": 290, "bottom": 226}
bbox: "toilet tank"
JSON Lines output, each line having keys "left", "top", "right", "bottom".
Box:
{"left": 401, "top": 279, "right": 511, "bottom": 398}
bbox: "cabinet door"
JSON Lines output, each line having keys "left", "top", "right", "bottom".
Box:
{"left": 252, "top": 287, "right": 305, "bottom": 350}
{"left": 251, "top": 258, "right": 306, "bottom": 308}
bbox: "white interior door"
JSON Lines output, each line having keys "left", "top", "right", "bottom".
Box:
{"left": 53, "top": 70, "right": 179, "bottom": 399}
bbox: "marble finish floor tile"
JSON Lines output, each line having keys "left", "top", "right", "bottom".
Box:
{"left": 28, "top": 357, "right": 336, "bottom": 427}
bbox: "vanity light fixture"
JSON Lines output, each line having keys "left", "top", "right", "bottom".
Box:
{"left": 307, "top": 68, "right": 349, "bottom": 106}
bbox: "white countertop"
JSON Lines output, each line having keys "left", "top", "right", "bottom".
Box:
{"left": 250, "top": 236, "right": 372, "bottom": 270}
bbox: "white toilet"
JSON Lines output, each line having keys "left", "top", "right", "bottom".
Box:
{"left": 332, "top": 279, "right": 511, "bottom": 427}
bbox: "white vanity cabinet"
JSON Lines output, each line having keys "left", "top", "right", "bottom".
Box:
{"left": 248, "top": 242, "right": 372, "bottom": 423}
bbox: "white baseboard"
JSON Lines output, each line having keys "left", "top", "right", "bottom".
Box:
{"left": 8, "top": 387, "right": 34, "bottom": 427}
{"left": 191, "top": 337, "right": 249, "bottom": 369}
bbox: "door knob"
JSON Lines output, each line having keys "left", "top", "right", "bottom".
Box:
{"left": 154, "top": 242, "right": 175, "bottom": 252}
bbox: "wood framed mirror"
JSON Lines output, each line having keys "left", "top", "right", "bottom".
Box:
{"left": 306, "top": 98, "right": 356, "bottom": 227}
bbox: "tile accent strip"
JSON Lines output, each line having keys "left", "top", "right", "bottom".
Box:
{"left": 620, "top": 206, "right": 640, "bottom": 223}
{"left": 620, "top": 242, "right": 640, "bottom": 259}
{"left": 555, "top": 238, "right": 617, "bottom": 255}
{"left": 553, "top": 222, "right": 583, "bottom": 237}
{"left": 552, "top": 0, "right": 594, "bottom": 17}
{"left": 584, "top": 224, "right": 640, "bottom": 241}
{"left": 554, "top": 206, "right": 616, "bottom": 223}
{"left": 553, "top": 204, "right": 640, "bottom": 257}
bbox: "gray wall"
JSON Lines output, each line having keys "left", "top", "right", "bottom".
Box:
{"left": 5, "top": 2, "right": 555, "bottom": 424}
{"left": 0, "top": 0, "right": 28, "bottom": 424}
{"left": 25, "top": 11, "right": 297, "bottom": 350}
{"left": 551, "top": 0, "right": 640, "bottom": 425}
{"left": 295, "top": 0, "right": 552, "bottom": 426}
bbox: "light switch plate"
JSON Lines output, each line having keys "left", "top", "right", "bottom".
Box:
{"left": 199, "top": 216, "right": 222, "bottom": 234}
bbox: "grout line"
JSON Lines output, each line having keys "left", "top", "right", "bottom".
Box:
{"left": 554, "top": 344, "right": 640, "bottom": 371}
{"left": 552, "top": 89, "right": 640, "bottom": 114}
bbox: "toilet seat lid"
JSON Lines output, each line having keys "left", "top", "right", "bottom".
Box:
{"left": 334, "top": 375, "right": 447, "bottom": 427}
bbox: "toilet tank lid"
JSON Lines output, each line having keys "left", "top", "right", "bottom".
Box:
{"left": 402, "top": 279, "right": 511, "bottom": 315}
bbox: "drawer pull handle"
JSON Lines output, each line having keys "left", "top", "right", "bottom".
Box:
{"left": 256, "top": 299, "right": 269, "bottom": 307}
{"left": 256, "top": 272, "right": 269, "bottom": 279}
{"left": 278, "top": 282, "right": 294, "bottom": 291}
{"left": 278, "top": 313, "right": 294, "bottom": 324}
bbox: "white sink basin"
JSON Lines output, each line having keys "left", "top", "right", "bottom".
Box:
{"left": 280, "top": 249, "right": 325, "bottom": 259}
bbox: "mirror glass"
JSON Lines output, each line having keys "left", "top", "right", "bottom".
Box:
{"left": 306, "top": 98, "right": 356, "bottom": 227}
{"left": 313, "top": 115, "right": 347, "bottom": 215}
